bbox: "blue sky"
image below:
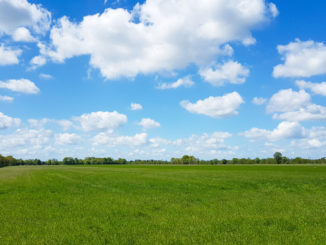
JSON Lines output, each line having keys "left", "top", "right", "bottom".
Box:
{"left": 1, "top": 0, "right": 326, "bottom": 160}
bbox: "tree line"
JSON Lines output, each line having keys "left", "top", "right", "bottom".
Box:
{"left": 1, "top": 152, "right": 326, "bottom": 168}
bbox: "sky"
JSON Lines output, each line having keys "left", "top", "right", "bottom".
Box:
{"left": 0, "top": 0, "right": 326, "bottom": 160}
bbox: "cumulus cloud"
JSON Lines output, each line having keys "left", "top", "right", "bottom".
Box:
{"left": 130, "top": 103, "right": 142, "bottom": 111}
{"left": 273, "top": 104, "right": 326, "bottom": 121}
{"left": 57, "top": 120, "right": 73, "bottom": 131}
{"left": 0, "top": 44, "right": 22, "bottom": 65}
{"left": 0, "top": 79, "right": 40, "bottom": 94}
{"left": 252, "top": 97, "right": 266, "bottom": 105}
{"left": 267, "top": 89, "right": 310, "bottom": 113}
{"left": 42, "top": 0, "right": 276, "bottom": 79}
{"left": 156, "top": 77, "right": 194, "bottom": 90}
{"left": 28, "top": 118, "right": 50, "bottom": 128}
{"left": 169, "top": 131, "right": 235, "bottom": 156}
{"left": 0, "top": 95, "right": 14, "bottom": 102}
{"left": 30, "top": 55, "right": 46, "bottom": 67}
{"left": 0, "top": 128, "right": 52, "bottom": 148}
{"left": 273, "top": 39, "right": 326, "bottom": 78}
{"left": 93, "top": 132, "right": 147, "bottom": 146}
{"left": 269, "top": 3, "right": 279, "bottom": 17}
{"left": 138, "top": 118, "right": 160, "bottom": 130}
{"left": 12, "top": 27, "right": 35, "bottom": 42}
{"left": 0, "top": 0, "right": 51, "bottom": 36}
{"left": 296, "top": 80, "right": 326, "bottom": 96}
{"left": 181, "top": 92, "right": 244, "bottom": 118}
{"left": 55, "top": 133, "right": 81, "bottom": 145}
{"left": 0, "top": 112, "right": 21, "bottom": 129}
{"left": 199, "top": 61, "right": 249, "bottom": 86}
{"left": 267, "top": 89, "right": 326, "bottom": 121}
{"left": 241, "top": 121, "right": 306, "bottom": 141}
{"left": 242, "top": 121, "right": 326, "bottom": 151}
{"left": 28, "top": 118, "right": 73, "bottom": 131}
{"left": 75, "top": 111, "right": 127, "bottom": 132}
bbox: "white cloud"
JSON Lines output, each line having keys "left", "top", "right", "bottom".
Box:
{"left": 39, "top": 73, "right": 53, "bottom": 79}
{"left": 28, "top": 118, "right": 50, "bottom": 128}
{"left": 28, "top": 118, "right": 73, "bottom": 131}
{"left": 0, "top": 44, "right": 22, "bottom": 65}
{"left": 0, "top": 95, "right": 14, "bottom": 102}
{"left": 252, "top": 97, "right": 266, "bottom": 105}
{"left": 93, "top": 132, "right": 147, "bottom": 146}
{"left": 306, "top": 139, "right": 323, "bottom": 148}
{"left": 241, "top": 121, "right": 306, "bottom": 141}
{"left": 0, "top": 79, "right": 40, "bottom": 94}
{"left": 169, "top": 131, "right": 234, "bottom": 156}
{"left": 296, "top": 80, "right": 326, "bottom": 96}
{"left": 181, "top": 92, "right": 244, "bottom": 118}
{"left": 273, "top": 104, "right": 326, "bottom": 121}
{"left": 30, "top": 55, "right": 46, "bottom": 67}
{"left": 43, "top": 0, "right": 276, "bottom": 79}
{"left": 269, "top": 3, "right": 279, "bottom": 18}
{"left": 149, "top": 137, "right": 171, "bottom": 148}
{"left": 0, "top": 128, "right": 52, "bottom": 148}
{"left": 291, "top": 126, "right": 326, "bottom": 149}
{"left": 138, "top": 118, "right": 160, "bottom": 130}
{"left": 12, "top": 27, "right": 35, "bottom": 42}
{"left": 75, "top": 111, "right": 127, "bottom": 132}
{"left": 0, "top": 0, "right": 51, "bottom": 35}
{"left": 0, "top": 112, "right": 21, "bottom": 129}
{"left": 267, "top": 88, "right": 326, "bottom": 121}
{"left": 57, "top": 120, "right": 73, "bottom": 131}
{"left": 55, "top": 133, "right": 81, "bottom": 145}
{"left": 130, "top": 103, "right": 142, "bottom": 111}
{"left": 199, "top": 61, "right": 249, "bottom": 86}
{"left": 273, "top": 39, "right": 326, "bottom": 78}
{"left": 267, "top": 89, "right": 310, "bottom": 113}
{"left": 156, "top": 77, "right": 194, "bottom": 90}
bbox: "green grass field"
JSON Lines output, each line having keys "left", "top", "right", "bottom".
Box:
{"left": 1, "top": 165, "right": 326, "bottom": 244}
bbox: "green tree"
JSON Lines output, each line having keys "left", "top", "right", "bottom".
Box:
{"left": 273, "top": 152, "right": 282, "bottom": 164}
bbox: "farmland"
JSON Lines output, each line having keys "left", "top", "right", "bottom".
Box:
{"left": 1, "top": 165, "right": 326, "bottom": 244}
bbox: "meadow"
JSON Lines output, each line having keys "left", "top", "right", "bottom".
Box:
{"left": 1, "top": 165, "right": 326, "bottom": 244}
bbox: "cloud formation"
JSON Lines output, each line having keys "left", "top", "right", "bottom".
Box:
{"left": 0, "top": 0, "right": 51, "bottom": 36}
{"left": 75, "top": 111, "right": 127, "bottom": 132}
{"left": 296, "top": 80, "right": 326, "bottom": 96}
{"left": 199, "top": 61, "right": 249, "bottom": 86}
{"left": 273, "top": 39, "right": 326, "bottom": 78}
{"left": 252, "top": 97, "right": 266, "bottom": 105}
{"left": 130, "top": 103, "right": 143, "bottom": 111}
{"left": 0, "top": 95, "right": 14, "bottom": 102}
{"left": 138, "top": 118, "right": 160, "bottom": 130}
{"left": 0, "top": 112, "right": 21, "bottom": 129}
{"left": 157, "top": 77, "right": 194, "bottom": 90}
{"left": 267, "top": 89, "right": 326, "bottom": 121}
{"left": 42, "top": 0, "right": 276, "bottom": 79}
{"left": 0, "top": 44, "right": 22, "bottom": 65}
{"left": 0, "top": 79, "right": 40, "bottom": 94}
{"left": 181, "top": 92, "right": 244, "bottom": 118}
{"left": 241, "top": 121, "right": 305, "bottom": 141}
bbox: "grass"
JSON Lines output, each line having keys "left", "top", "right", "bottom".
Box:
{"left": 1, "top": 165, "right": 326, "bottom": 244}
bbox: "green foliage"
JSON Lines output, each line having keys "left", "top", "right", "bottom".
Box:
{"left": 274, "top": 152, "right": 283, "bottom": 164}
{"left": 1, "top": 165, "right": 326, "bottom": 244}
{"left": 1, "top": 153, "right": 326, "bottom": 168}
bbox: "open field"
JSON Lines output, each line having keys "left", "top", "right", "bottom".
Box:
{"left": 1, "top": 165, "right": 326, "bottom": 244}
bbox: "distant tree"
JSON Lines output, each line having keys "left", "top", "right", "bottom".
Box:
{"left": 273, "top": 152, "right": 282, "bottom": 164}
{"left": 63, "top": 157, "right": 75, "bottom": 165}
{"left": 180, "top": 155, "right": 198, "bottom": 164}
{"left": 116, "top": 158, "right": 127, "bottom": 164}
{"left": 282, "top": 156, "right": 289, "bottom": 164}
{"left": 221, "top": 159, "right": 228, "bottom": 165}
